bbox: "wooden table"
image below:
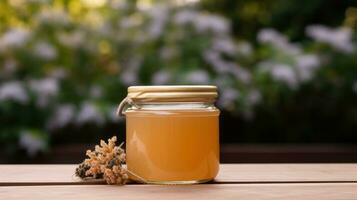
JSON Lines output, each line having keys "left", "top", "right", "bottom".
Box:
{"left": 1, "top": 164, "right": 357, "bottom": 199}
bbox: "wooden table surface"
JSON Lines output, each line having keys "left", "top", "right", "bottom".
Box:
{"left": 1, "top": 164, "right": 357, "bottom": 199}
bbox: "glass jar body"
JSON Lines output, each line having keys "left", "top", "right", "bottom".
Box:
{"left": 125, "top": 102, "right": 220, "bottom": 184}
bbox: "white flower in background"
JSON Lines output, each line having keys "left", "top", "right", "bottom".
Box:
{"left": 218, "top": 87, "right": 239, "bottom": 109}
{"left": 90, "top": 85, "right": 103, "bottom": 98}
{"left": 47, "top": 104, "right": 75, "bottom": 130}
{"left": 15, "top": 0, "right": 49, "bottom": 4}
{"left": 203, "top": 50, "right": 251, "bottom": 83}
{"left": 174, "top": 10, "right": 230, "bottom": 35}
{"left": 120, "top": 69, "right": 138, "bottom": 85}
{"left": 203, "top": 50, "right": 221, "bottom": 70}
{"left": 0, "top": 28, "right": 31, "bottom": 52}
{"left": 203, "top": 50, "right": 233, "bottom": 74}
{"left": 257, "top": 28, "right": 301, "bottom": 55}
{"left": 246, "top": 89, "right": 262, "bottom": 106}
{"left": 213, "top": 76, "right": 230, "bottom": 88}
{"left": 212, "top": 37, "right": 236, "bottom": 55}
{"left": 28, "top": 0, "right": 49, "bottom": 3}
{"left": 194, "top": 14, "right": 230, "bottom": 35}
{"left": 152, "top": 70, "right": 172, "bottom": 85}
{"left": 120, "top": 58, "right": 141, "bottom": 85}
{"left": 185, "top": 70, "right": 210, "bottom": 84}
{"left": 2, "top": 59, "right": 17, "bottom": 75}
{"left": 174, "top": 10, "right": 196, "bottom": 25}
{"left": 147, "top": 5, "right": 169, "bottom": 38}
{"left": 80, "top": 0, "right": 106, "bottom": 8}
{"left": 231, "top": 65, "right": 252, "bottom": 84}
{"left": 353, "top": 82, "right": 357, "bottom": 93}
{"left": 49, "top": 68, "right": 67, "bottom": 80}
{"left": 271, "top": 64, "right": 298, "bottom": 89}
{"left": 257, "top": 28, "right": 282, "bottom": 43}
{"left": 137, "top": 0, "right": 152, "bottom": 10}
{"left": 174, "top": 0, "right": 200, "bottom": 6}
{"left": 119, "top": 15, "right": 143, "bottom": 29}
{"left": 30, "top": 78, "right": 58, "bottom": 96}
{"left": 295, "top": 54, "right": 320, "bottom": 81}
{"left": 0, "top": 81, "right": 28, "bottom": 104}
{"left": 83, "top": 11, "right": 104, "bottom": 28}
{"left": 57, "top": 31, "right": 85, "bottom": 48}
{"left": 257, "top": 29, "right": 322, "bottom": 87}
{"left": 97, "top": 23, "right": 113, "bottom": 37}
{"left": 76, "top": 102, "right": 105, "bottom": 125}
{"left": 237, "top": 41, "right": 253, "bottom": 56}
{"left": 259, "top": 53, "right": 320, "bottom": 88}
{"left": 36, "top": 9, "right": 69, "bottom": 25}
{"left": 259, "top": 62, "right": 298, "bottom": 89}
{"left": 160, "top": 46, "right": 177, "bottom": 60}
{"left": 19, "top": 131, "right": 46, "bottom": 157}
{"left": 110, "top": 0, "right": 128, "bottom": 10}
{"left": 211, "top": 59, "right": 230, "bottom": 73}
{"left": 29, "top": 78, "right": 59, "bottom": 107}
{"left": 33, "top": 41, "right": 57, "bottom": 60}
{"left": 306, "top": 25, "right": 355, "bottom": 53}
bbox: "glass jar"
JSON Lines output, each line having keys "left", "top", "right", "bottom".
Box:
{"left": 118, "top": 85, "right": 220, "bottom": 184}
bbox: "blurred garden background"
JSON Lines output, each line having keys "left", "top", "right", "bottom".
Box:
{"left": 0, "top": 0, "right": 357, "bottom": 163}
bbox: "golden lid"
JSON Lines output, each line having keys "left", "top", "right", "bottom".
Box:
{"left": 127, "top": 85, "right": 218, "bottom": 102}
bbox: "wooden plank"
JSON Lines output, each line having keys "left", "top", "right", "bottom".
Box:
{"left": 1, "top": 164, "right": 357, "bottom": 186}
{"left": 215, "top": 164, "right": 357, "bottom": 183}
{"left": 1, "top": 183, "right": 357, "bottom": 200}
{"left": 0, "top": 165, "right": 99, "bottom": 186}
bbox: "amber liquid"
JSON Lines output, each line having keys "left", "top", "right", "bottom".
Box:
{"left": 126, "top": 109, "right": 220, "bottom": 183}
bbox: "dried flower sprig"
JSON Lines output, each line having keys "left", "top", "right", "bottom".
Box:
{"left": 75, "top": 136, "right": 129, "bottom": 185}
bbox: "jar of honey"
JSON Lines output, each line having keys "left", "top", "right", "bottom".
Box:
{"left": 117, "top": 85, "right": 220, "bottom": 184}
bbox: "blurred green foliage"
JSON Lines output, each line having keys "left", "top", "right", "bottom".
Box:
{"left": 201, "top": 0, "right": 357, "bottom": 40}
{"left": 0, "top": 0, "right": 356, "bottom": 160}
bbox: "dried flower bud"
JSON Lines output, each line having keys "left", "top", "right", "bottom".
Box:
{"left": 75, "top": 162, "right": 90, "bottom": 179}
{"left": 75, "top": 136, "right": 128, "bottom": 185}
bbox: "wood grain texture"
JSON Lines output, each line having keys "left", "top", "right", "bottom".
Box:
{"left": 1, "top": 183, "right": 357, "bottom": 200}
{"left": 0, "top": 165, "right": 102, "bottom": 186}
{"left": 215, "top": 164, "right": 357, "bottom": 183}
{"left": 1, "top": 164, "right": 357, "bottom": 186}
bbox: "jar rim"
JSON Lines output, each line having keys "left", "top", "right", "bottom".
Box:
{"left": 128, "top": 85, "right": 217, "bottom": 92}
{"left": 127, "top": 85, "right": 218, "bottom": 102}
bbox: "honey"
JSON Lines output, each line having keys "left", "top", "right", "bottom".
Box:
{"left": 118, "top": 85, "right": 220, "bottom": 184}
